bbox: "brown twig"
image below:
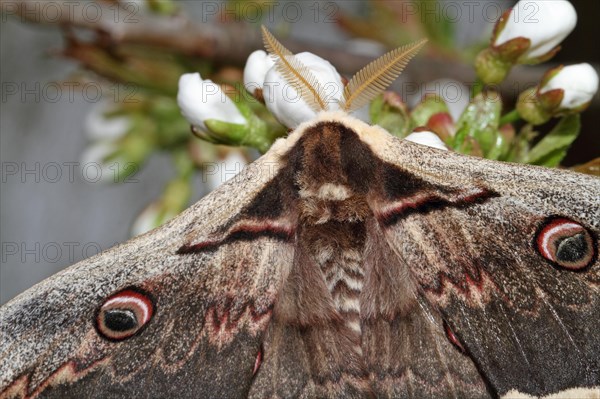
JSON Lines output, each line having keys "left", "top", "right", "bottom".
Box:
{"left": 2, "top": 0, "right": 599, "bottom": 105}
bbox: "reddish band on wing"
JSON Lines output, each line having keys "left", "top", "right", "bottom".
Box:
{"left": 177, "top": 221, "right": 295, "bottom": 254}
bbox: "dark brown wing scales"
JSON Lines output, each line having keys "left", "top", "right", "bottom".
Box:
{"left": 370, "top": 129, "right": 600, "bottom": 397}
{"left": 400, "top": 206, "right": 600, "bottom": 396}
{"left": 361, "top": 219, "right": 490, "bottom": 398}
{"left": 245, "top": 121, "right": 493, "bottom": 398}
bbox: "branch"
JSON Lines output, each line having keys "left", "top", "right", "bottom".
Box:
{"left": 3, "top": 0, "right": 599, "bottom": 105}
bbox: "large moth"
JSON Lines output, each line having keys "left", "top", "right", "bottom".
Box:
{"left": 1, "top": 28, "right": 599, "bottom": 399}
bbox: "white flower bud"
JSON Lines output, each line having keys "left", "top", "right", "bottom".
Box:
{"left": 243, "top": 50, "right": 275, "bottom": 94}
{"left": 177, "top": 73, "right": 245, "bottom": 132}
{"left": 494, "top": 0, "right": 577, "bottom": 60}
{"left": 80, "top": 141, "right": 123, "bottom": 183}
{"left": 540, "top": 63, "right": 599, "bottom": 109}
{"left": 130, "top": 202, "right": 177, "bottom": 237}
{"left": 206, "top": 151, "right": 248, "bottom": 191}
{"left": 84, "top": 100, "right": 130, "bottom": 141}
{"left": 405, "top": 131, "right": 448, "bottom": 151}
{"left": 263, "top": 52, "right": 344, "bottom": 128}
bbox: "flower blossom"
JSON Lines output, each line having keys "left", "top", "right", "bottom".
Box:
{"left": 493, "top": 0, "right": 577, "bottom": 63}
{"left": 539, "top": 63, "right": 599, "bottom": 110}
{"left": 177, "top": 73, "right": 246, "bottom": 133}
{"left": 405, "top": 130, "right": 448, "bottom": 151}
{"left": 262, "top": 52, "right": 344, "bottom": 128}
{"left": 243, "top": 50, "right": 275, "bottom": 97}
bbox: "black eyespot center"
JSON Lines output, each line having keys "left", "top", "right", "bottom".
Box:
{"left": 556, "top": 233, "right": 588, "bottom": 263}
{"left": 104, "top": 309, "right": 138, "bottom": 332}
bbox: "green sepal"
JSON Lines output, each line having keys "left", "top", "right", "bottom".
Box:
{"left": 453, "top": 127, "right": 483, "bottom": 157}
{"left": 520, "top": 46, "right": 561, "bottom": 65}
{"left": 490, "top": 8, "right": 512, "bottom": 45}
{"left": 525, "top": 114, "right": 581, "bottom": 167}
{"left": 370, "top": 93, "right": 411, "bottom": 138}
{"left": 411, "top": 95, "right": 449, "bottom": 128}
{"left": 475, "top": 36, "right": 530, "bottom": 85}
{"left": 185, "top": 85, "right": 283, "bottom": 153}
{"left": 453, "top": 92, "right": 502, "bottom": 156}
{"left": 426, "top": 112, "right": 455, "bottom": 143}
{"left": 232, "top": 88, "right": 287, "bottom": 153}
{"left": 557, "top": 100, "right": 593, "bottom": 115}
{"left": 494, "top": 37, "right": 531, "bottom": 63}
{"left": 516, "top": 87, "right": 552, "bottom": 125}
{"left": 539, "top": 65, "right": 564, "bottom": 88}
{"left": 204, "top": 119, "right": 248, "bottom": 145}
{"left": 538, "top": 88, "right": 564, "bottom": 111}
{"left": 474, "top": 48, "right": 514, "bottom": 85}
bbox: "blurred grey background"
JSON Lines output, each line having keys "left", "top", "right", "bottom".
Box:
{"left": 1, "top": 0, "right": 598, "bottom": 304}
{"left": 0, "top": 20, "right": 174, "bottom": 304}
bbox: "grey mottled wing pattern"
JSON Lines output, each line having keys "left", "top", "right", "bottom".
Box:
{"left": 369, "top": 134, "right": 600, "bottom": 397}
{"left": 0, "top": 152, "right": 296, "bottom": 399}
{"left": 2, "top": 112, "right": 599, "bottom": 399}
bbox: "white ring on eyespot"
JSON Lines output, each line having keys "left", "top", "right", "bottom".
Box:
{"left": 540, "top": 222, "right": 581, "bottom": 261}
{"left": 103, "top": 296, "right": 151, "bottom": 325}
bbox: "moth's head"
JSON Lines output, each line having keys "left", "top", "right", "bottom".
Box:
{"left": 260, "top": 26, "right": 427, "bottom": 129}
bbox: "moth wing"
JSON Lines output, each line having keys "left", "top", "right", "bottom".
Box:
{"left": 359, "top": 217, "right": 491, "bottom": 398}
{"left": 0, "top": 148, "right": 297, "bottom": 399}
{"left": 367, "top": 133, "right": 600, "bottom": 398}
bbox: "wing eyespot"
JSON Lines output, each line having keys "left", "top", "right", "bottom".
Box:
{"left": 96, "top": 288, "right": 154, "bottom": 341}
{"left": 535, "top": 217, "right": 596, "bottom": 271}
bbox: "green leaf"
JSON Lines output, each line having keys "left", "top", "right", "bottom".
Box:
{"left": 147, "top": 0, "right": 178, "bottom": 15}
{"left": 506, "top": 124, "right": 537, "bottom": 163}
{"left": 416, "top": 0, "right": 455, "bottom": 49}
{"left": 486, "top": 132, "right": 509, "bottom": 160}
{"left": 454, "top": 92, "right": 502, "bottom": 156}
{"left": 525, "top": 114, "right": 581, "bottom": 167}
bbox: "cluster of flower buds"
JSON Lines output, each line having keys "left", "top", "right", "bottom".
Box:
{"left": 178, "top": 47, "right": 347, "bottom": 147}
{"left": 175, "top": 0, "right": 597, "bottom": 167}
{"left": 475, "top": 0, "right": 577, "bottom": 84}
{"left": 474, "top": 0, "right": 599, "bottom": 127}
{"left": 81, "top": 100, "right": 152, "bottom": 183}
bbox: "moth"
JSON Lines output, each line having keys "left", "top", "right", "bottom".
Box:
{"left": 1, "top": 28, "right": 599, "bottom": 399}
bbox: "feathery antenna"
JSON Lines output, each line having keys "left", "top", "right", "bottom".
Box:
{"left": 261, "top": 26, "right": 328, "bottom": 112}
{"left": 341, "top": 39, "right": 428, "bottom": 113}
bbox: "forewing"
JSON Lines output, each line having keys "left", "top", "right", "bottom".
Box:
{"left": 0, "top": 150, "right": 297, "bottom": 399}
{"left": 366, "top": 133, "right": 600, "bottom": 398}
